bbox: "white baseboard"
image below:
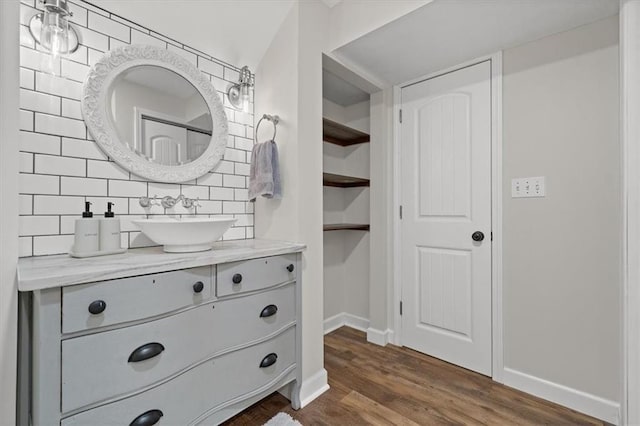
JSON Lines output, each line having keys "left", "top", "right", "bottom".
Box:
{"left": 298, "top": 368, "right": 329, "bottom": 408}
{"left": 502, "top": 367, "right": 620, "bottom": 425}
{"left": 323, "top": 313, "right": 369, "bottom": 335}
{"left": 366, "top": 327, "right": 394, "bottom": 346}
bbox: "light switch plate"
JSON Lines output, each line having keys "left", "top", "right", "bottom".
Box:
{"left": 512, "top": 176, "right": 545, "bottom": 198}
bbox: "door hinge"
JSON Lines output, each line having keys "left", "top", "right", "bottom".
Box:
{"left": 399, "top": 205, "right": 403, "bottom": 219}
{"left": 491, "top": 232, "right": 493, "bottom": 241}
{"left": 399, "top": 109, "right": 403, "bottom": 123}
{"left": 400, "top": 301, "right": 403, "bottom": 316}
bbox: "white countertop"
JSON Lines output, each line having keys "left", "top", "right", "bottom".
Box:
{"left": 17, "top": 239, "right": 306, "bottom": 292}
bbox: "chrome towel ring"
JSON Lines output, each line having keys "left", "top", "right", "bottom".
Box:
{"left": 255, "top": 114, "right": 280, "bottom": 144}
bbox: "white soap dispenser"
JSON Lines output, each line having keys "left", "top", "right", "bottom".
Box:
{"left": 73, "top": 201, "right": 99, "bottom": 255}
{"left": 99, "top": 202, "right": 121, "bottom": 251}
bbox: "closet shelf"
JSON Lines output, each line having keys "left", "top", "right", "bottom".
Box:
{"left": 323, "top": 224, "right": 370, "bottom": 232}
{"left": 323, "top": 172, "right": 370, "bottom": 188}
{"left": 323, "top": 118, "right": 370, "bottom": 146}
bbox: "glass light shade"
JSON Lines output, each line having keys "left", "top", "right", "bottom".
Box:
{"left": 240, "top": 84, "right": 251, "bottom": 112}
{"left": 41, "top": 9, "right": 69, "bottom": 57}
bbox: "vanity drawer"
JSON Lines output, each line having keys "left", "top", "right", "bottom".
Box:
{"left": 217, "top": 254, "right": 297, "bottom": 297}
{"left": 61, "top": 283, "right": 296, "bottom": 413}
{"left": 62, "top": 266, "right": 212, "bottom": 333}
{"left": 61, "top": 327, "right": 296, "bottom": 426}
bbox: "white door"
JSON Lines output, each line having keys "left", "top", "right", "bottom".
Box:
{"left": 142, "top": 120, "right": 187, "bottom": 165}
{"left": 400, "top": 61, "right": 492, "bottom": 375}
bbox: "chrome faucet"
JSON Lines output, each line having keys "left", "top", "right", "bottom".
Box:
{"left": 139, "top": 194, "right": 200, "bottom": 209}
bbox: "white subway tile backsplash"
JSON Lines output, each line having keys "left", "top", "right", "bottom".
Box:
{"left": 20, "top": 68, "right": 34, "bottom": 90}
{"left": 213, "top": 160, "right": 234, "bottom": 174}
{"left": 198, "top": 57, "right": 224, "bottom": 78}
{"left": 196, "top": 172, "right": 223, "bottom": 187}
{"left": 235, "top": 136, "right": 253, "bottom": 151}
{"left": 21, "top": 131, "right": 60, "bottom": 155}
{"left": 20, "top": 46, "right": 57, "bottom": 74}
{"left": 35, "top": 114, "right": 86, "bottom": 139}
{"left": 33, "top": 234, "right": 74, "bottom": 256}
{"left": 167, "top": 44, "right": 197, "bottom": 65}
{"left": 61, "top": 176, "right": 107, "bottom": 196}
{"left": 109, "top": 180, "right": 147, "bottom": 197}
{"left": 210, "top": 187, "right": 234, "bottom": 201}
{"left": 19, "top": 195, "right": 33, "bottom": 215}
{"left": 88, "top": 12, "right": 130, "bottom": 42}
{"left": 34, "top": 154, "right": 86, "bottom": 177}
{"left": 223, "top": 201, "right": 245, "bottom": 214}
{"left": 223, "top": 175, "right": 246, "bottom": 188}
{"left": 224, "top": 148, "right": 246, "bottom": 163}
{"left": 62, "top": 138, "right": 106, "bottom": 160}
{"left": 61, "top": 60, "right": 90, "bottom": 83}
{"left": 228, "top": 122, "right": 245, "bottom": 137}
{"left": 79, "top": 27, "right": 109, "bottom": 51}
{"left": 19, "top": 173, "right": 59, "bottom": 195}
{"left": 20, "top": 25, "right": 35, "bottom": 48}
{"left": 19, "top": 3, "right": 254, "bottom": 256}
{"left": 61, "top": 98, "right": 83, "bottom": 120}
{"left": 19, "top": 237, "right": 33, "bottom": 257}
{"left": 20, "top": 89, "right": 60, "bottom": 115}
{"left": 67, "top": 2, "right": 88, "bottom": 27}
{"left": 180, "top": 185, "right": 209, "bottom": 200}
{"left": 224, "top": 67, "right": 240, "bottom": 82}
{"left": 66, "top": 45, "right": 88, "bottom": 65}
{"left": 234, "top": 188, "right": 249, "bottom": 201}
{"left": 20, "top": 152, "right": 33, "bottom": 173}
{"left": 36, "top": 72, "right": 83, "bottom": 99}
{"left": 85, "top": 197, "right": 129, "bottom": 217}
{"left": 235, "top": 163, "right": 250, "bottom": 176}
{"left": 196, "top": 200, "right": 222, "bottom": 214}
{"left": 34, "top": 195, "right": 84, "bottom": 215}
{"left": 20, "top": 110, "right": 33, "bottom": 131}
{"left": 223, "top": 226, "right": 245, "bottom": 240}
{"left": 19, "top": 216, "right": 59, "bottom": 236}
{"left": 87, "top": 160, "right": 129, "bottom": 180}
{"left": 131, "top": 30, "right": 166, "bottom": 48}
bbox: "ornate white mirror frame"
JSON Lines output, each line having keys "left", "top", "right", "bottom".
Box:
{"left": 81, "top": 45, "right": 228, "bottom": 183}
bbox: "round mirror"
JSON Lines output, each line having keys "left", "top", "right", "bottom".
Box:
{"left": 82, "top": 45, "right": 228, "bottom": 182}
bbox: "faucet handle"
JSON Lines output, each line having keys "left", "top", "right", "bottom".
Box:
{"left": 139, "top": 195, "right": 160, "bottom": 208}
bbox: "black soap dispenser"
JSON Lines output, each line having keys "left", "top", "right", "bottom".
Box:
{"left": 99, "top": 202, "right": 121, "bottom": 251}
{"left": 73, "top": 202, "right": 99, "bottom": 254}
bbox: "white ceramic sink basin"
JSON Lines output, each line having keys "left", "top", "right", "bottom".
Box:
{"left": 132, "top": 217, "right": 237, "bottom": 253}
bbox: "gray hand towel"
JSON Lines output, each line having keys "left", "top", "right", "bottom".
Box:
{"left": 249, "top": 140, "right": 282, "bottom": 202}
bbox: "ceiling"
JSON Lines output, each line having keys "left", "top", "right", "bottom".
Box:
{"left": 88, "top": 0, "right": 295, "bottom": 69}
{"left": 335, "top": 0, "right": 619, "bottom": 85}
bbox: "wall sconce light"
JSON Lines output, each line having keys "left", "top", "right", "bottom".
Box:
{"left": 28, "top": 0, "right": 80, "bottom": 75}
{"left": 227, "top": 66, "right": 254, "bottom": 112}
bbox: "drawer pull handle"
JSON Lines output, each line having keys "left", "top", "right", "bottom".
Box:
{"left": 260, "top": 353, "right": 278, "bottom": 368}
{"left": 193, "top": 281, "right": 204, "bottom": 293}
{"left": 130, "top": 409, "right": 163, "bottom": 426}
{"left": 260, "top": 304, "right": 278, "bottom": 318}
{"left": 232, "top": 273, "right": 243, "bottom": 284}
{"left": 88, "top": 300, "right": 106, "bottom": 315}
{"left": 286, "top": 264, "right": 295, "bottom": 273}
{"left": 128, "top": 342, "right": 165, "bottom": 363}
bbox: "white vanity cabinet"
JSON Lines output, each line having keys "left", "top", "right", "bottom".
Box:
{"left": 18, "top": 240, "right": 305, "bottom": 426}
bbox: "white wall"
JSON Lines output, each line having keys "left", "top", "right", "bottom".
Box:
{"left": 254, "top": 0, "right": 331, "bottom": 406}
{"left": 0, "top": 2, "right": 20, "bottom": 423}
{"left": 503, "top": 15, "right": 620, "bottom": 406}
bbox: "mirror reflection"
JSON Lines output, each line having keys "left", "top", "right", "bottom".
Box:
{"left": 108, "top": 65, "right": 213, "bottom": 166}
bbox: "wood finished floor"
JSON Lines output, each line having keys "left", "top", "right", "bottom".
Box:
{"left": 224, "top": 327, "right": 604, "bottom": 425}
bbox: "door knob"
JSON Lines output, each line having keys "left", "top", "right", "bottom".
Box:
{"left": 472, "top": 231, "right": 485, "bottom": 242}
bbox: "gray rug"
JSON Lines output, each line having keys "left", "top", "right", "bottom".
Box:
{"left": 263, "top": 412, "right": 302, "bottom": 426}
